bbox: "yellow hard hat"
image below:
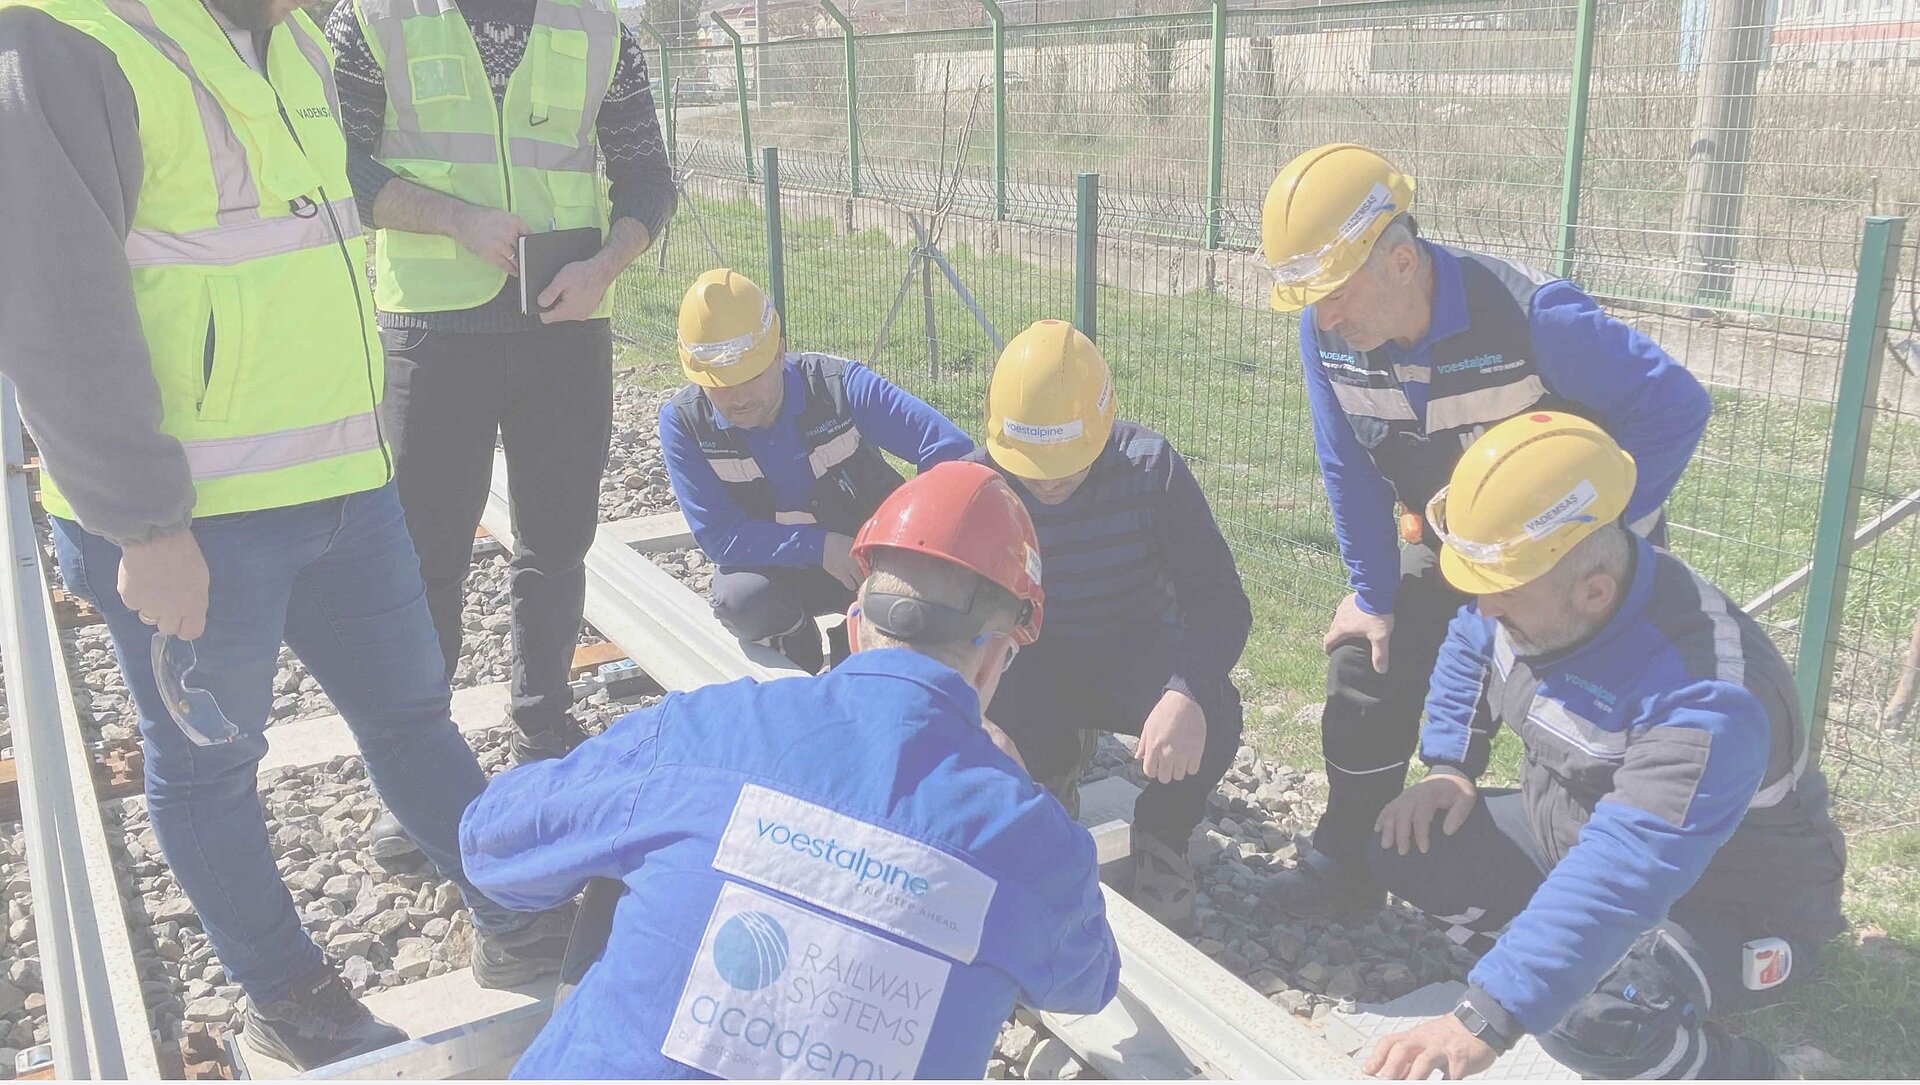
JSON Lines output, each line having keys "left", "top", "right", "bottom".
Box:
{"left": 985, "top": 320, "right": 1116, "bottom": 481}
{"left": 677, "top": 268, "right": 783, "bottom": 388}
{"left": 1427, "top": 411, "right": 1638, "bottom": 595}
{"left": 1259, "top": 144, "right": 1416, "bottom": 313}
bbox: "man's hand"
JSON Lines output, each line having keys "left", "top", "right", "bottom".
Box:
{"left": 537, "top": 257, "right": 618, "bottom": 324}
{"left": 1326, "top": 592, "right": 1394, "bottom": 673}
{"left": 1136, "top": 688, "right": 1206, "bottom": 784}
{"left": 451, "top": 206, "right": 529, "bottom": 274}
{"left": 1366, "top": 1013, "right": 1498, "bottom": 1080}
{"left": 1375, "top": 772, "right": 1477, "bottom": 856}
{"left": 981, "top": 717, "right": 1026, "bottom": 772}
{"left": 118, "top": 530, "right": 210, "bottom": 641}
{"left": 823, "top": 532, "right": 861, "bottom": 591}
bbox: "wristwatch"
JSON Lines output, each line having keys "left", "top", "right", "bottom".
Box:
{"left": 1452, "top": 998, "right": 1517, "bottom": 1056}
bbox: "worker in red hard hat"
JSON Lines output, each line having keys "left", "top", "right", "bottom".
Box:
{"left": 461, "top": 461, "right": 1120, "bottom": 1080}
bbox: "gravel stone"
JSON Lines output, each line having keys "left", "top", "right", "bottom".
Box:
{"left": 184, "top": 995, "right": 235, "bottom": 1023}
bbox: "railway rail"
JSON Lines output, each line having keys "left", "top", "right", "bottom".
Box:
{"left": 0, "top": 386, "right": 1359, "bottom": 1080}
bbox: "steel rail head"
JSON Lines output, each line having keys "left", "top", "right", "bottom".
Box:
{"left": 0, "top": 383, "right": 160, "bottom": 1079}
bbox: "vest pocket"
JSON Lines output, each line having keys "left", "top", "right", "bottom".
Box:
{"left": 197, "top": 277, "right": 244, "bottom": 423}
{"left": 406, "top": 54, "right": 474, "bottom": 106}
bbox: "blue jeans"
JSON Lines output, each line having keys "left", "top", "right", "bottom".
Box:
{"left": 53, "top": 483, "right": 530, "bottom": 1003}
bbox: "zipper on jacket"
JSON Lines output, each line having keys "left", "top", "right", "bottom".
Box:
{"left": 230, "top": 26, "right": 394, "bottom": 480}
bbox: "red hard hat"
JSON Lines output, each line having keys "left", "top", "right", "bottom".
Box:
{"left": 851, "top": 461, "right": 1045, "bottom": 644}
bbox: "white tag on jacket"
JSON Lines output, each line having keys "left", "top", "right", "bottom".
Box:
{"left": 663, "top": 882, "right": 951, "bottom": 1079}
{"left": 713, "top": 784, "right": 998, "bottom": 964}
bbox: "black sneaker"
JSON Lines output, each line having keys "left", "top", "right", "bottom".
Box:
{"left": 1262, "top": 851, "right": 1386, "bottom": 922}
{"left": 366, "top": 812, "right": 428, "bottom": 874}
{"left": 472, "top": 904, "right": 577, "bottom": 990}
{"left": 770, "top": 622, "right": 826, "bottom": 673}
{"left": 508, "top": 717, "right": 589, "bottom": 768}
{"left": 242, "top": 968, "right": 406, "bottom": 1071}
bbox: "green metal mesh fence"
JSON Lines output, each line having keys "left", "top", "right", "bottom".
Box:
{"left": 619, "top": 3, "right": 1920, "bottom": 821}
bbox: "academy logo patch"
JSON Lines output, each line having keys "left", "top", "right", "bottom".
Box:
{"left": 713, "top": 911, "right": 790, "bottom": 991}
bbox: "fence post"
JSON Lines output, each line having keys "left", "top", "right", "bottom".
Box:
{"left": 1796, "top": 215, "right": 1905, "bottom": 756}
{"left": 711, "top": 14, "right": 757, "bottom": 182}
{"left": 1204, "top": 0, "right": 1227, "bottom": 250}
{"left": 1554, "top": 0, "right": 1597, "bottom": 279}
{"left": 979, "top": 0, "right": 1008, "bottom": 221}
{"left": 816, "top": 0, "right": 861, "bottom": 197}
{"left": 637, "top": 22, "right": 676, "bottom": 170}
{"left": 764, "top": 147, "right": 787, "bottom": 325}
{"left": 1074, "top": 172, "right": 1099, "bottom": 341}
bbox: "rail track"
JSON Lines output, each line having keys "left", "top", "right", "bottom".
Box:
{"left": 0, "top": 385, "right": 1359, "bottom": 1080}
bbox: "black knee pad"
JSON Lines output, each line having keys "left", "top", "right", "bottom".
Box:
{"left": 1541, "top": 927, "right": 1714, "bottom": 1079}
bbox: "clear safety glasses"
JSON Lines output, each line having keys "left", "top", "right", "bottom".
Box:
{"left": 149, "top": 634, "right": 239, "bottom": 746}
{"left": 1424, "top": 486, "right": 1525, "bottom": 567}
{"left": 1259, "top": 183, "right": 1399, "bottom": 291}
{"left": 678, "top": 298, "right": 776, "bottom": 371}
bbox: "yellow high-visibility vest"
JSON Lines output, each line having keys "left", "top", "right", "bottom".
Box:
{"left": 352, "top": 0, "right": 619, "bottom": 316}
{"left": 6, "top": 0, "right": 392, "bottom": 521}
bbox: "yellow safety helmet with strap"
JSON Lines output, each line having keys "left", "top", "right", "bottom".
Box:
{"left": 677, "top": 269, "right": 784, "bottom": 388}
{"left": 1427, "top": 411, "right": 1637, "bottom": 595}
{"left": 985, "top": 320, "right": 1116, "bottom": 480}
{"left": 1259, "top": 144, "right": 1416, "bottom": 313}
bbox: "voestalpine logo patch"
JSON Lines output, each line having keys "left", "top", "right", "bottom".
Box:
{"left": 1001, "top": 417, "right": 1083, "bottom": 446}
{"left": 663, "top": 883, "right": 950, "bottom": 1080}
{"left": 713, "top": 785, "right": 998, "bottom": 963}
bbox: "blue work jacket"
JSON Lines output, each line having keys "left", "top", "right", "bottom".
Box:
{"left": 460, "top": 648, "right": 1121, "bottom": 1079}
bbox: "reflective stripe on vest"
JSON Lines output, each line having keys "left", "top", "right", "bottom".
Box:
{"left": 126, "top": 198, "right": 363, "bottom": 267}
{"left": 806, "top": 427, "right": 863, "bottom": 478}
{"left": 182, "top": 411, "right": 383, "bottom": 480}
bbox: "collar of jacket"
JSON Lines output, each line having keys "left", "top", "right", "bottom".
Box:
{"left": 707, "top": 354, "right": 802, "bottom": 431}
{"left": 830, "top": 646, "right": 984, "bottom": 728}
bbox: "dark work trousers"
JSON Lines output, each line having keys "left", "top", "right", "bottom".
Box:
{"left": 988, "top": 632, "right": 1244, "bottom": 848}
{"left": 1314, "top": 543, "right": 1470, "bottom": 874}
{"left": 710, "top": 564, "right": 854, "bottom": 642}
{"left": 380, "top": 320, "right": 613, "bottom": 744}
{"left": 1370, "top": 790, "right": 1813, "bottom": 1079}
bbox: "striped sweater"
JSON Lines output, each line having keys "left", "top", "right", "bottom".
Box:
{"left": 968, "top": 421, "right": 1251, "bottom": 698}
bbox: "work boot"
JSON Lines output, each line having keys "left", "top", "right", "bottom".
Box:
{"left": 508, "top": 715, "right": 589, "bottom": 768}
{"left": 1702, "top": 1024, "right": 1787, "bottom": 1079}
{"left": 472, "top": 903, "right": 577, "bottom": 990}
{"left": 242, "top": 967, "right": 406, "bottom": 1071}
{"left": 1262, "top": 850, "right": 1385, "bottom": 922}
{"left": 1036, "top": 729, "right": 1102, "bottom": 819}
{"left": 767, "top": 618, "right": 825, "bottom": 674}
{"left": 366, "top": 812, "right": 428, "bottom": 875}
{"left": 1129, "top": 825, "right": 1198, "bottom": 935}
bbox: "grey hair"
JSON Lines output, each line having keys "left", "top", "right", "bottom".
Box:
{"left": 1544, "top": 521, "right": 1634, "bottom": 589}
{"left": 1361, "top": 213, "right": 1423, "bottom": 275}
